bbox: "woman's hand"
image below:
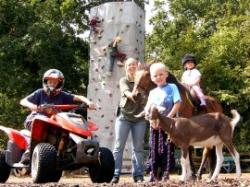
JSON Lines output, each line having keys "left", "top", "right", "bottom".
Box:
{"left": 124, "top": 91, "right": 136, "bottom": 102}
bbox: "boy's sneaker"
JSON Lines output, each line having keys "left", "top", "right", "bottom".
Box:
{"left": 162, "top": 172, "right": 169, "bottom": 181}
{"left": 19, "top": 149, "right": 30, "bottom": 166}
{"left": 111, "top": 176, "right": 119, "bottom": 184}
{"left": 148, "top": 173, "right": 155, "bottom": 182}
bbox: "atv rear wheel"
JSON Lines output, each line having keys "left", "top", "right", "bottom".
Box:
{"left": 89, "top": 147, "right": 114, "bottom": 183}
{"left": 0, "top": 150, "right": 11, "bottom": 183}
{"left": 31, "top": 143, "right": 62, "bottom": 183}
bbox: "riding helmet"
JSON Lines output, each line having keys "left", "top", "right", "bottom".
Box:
{"left": 42, "top": 69, "right": 64, "bottom": 96}
{"left": 181, "top": 54, "right": 197, "bottom": 67}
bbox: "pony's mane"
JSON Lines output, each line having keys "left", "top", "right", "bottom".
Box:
{"left": 167, "top": 72, "right": 186, "bottom": 93}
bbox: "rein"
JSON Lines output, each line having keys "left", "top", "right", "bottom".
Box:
{"left": 185, "top": 91, "right": 195, "bottom": 108}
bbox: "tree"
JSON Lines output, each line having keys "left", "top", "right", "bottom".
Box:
{"left": 146, "top": 0, "right": 250, "bottom": 151}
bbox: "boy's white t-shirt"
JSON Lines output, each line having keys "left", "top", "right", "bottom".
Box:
{"left": 181, "top": 68, "right": 201, "bottom": 85}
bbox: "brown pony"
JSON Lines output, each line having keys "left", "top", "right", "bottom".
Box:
{"left": 132, "top": 65, "right": 223, "bottom": 179}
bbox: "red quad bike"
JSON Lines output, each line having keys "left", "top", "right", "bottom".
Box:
{"left": 0, "top": 104, "right": 114, "bottom": 183}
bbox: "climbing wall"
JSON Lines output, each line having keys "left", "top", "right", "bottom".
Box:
{"left": 87, "top": 1, "right": 145, "bottom": 171}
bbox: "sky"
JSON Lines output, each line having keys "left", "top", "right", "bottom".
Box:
{"left": 145, "top": 1, "right": 170, "bottom": 34}
{"left": 145, "top": 1, "right": 155, "bottom": 34}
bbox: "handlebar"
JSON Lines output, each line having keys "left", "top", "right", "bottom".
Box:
{"left": 36, "top": 103, "right": 89, "bottom": 114}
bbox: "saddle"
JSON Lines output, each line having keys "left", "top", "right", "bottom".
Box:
{"left": 185, "top": 90, "right": 206, "bottom": 113}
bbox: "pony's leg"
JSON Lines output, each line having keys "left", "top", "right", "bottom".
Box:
{"left": 225, "top": 142, "right": 241, "bottom": 180}
{"left": 196, "top": 147, "right": 210, "bottom": 180}
{"left": 180, "top": 148, "right": 189, "bottom": 182}
{"left": 210, "top": 143, "right": 224, "bottom": 182}
{"left": 196, "top": 147, "right": 216, "bottom": 180}
{"left": 207, "top": 147, "right": 216, "bottom": 179}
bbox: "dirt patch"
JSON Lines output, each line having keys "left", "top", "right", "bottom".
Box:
{"left": 0, "top": 173, "right": 249, "bottom": 187}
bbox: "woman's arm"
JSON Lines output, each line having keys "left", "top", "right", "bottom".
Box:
{"left": 119, "top": 78, "right": 135, "bottom": 101}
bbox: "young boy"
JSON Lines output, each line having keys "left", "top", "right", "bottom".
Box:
{"left": 181, "top": 54, "right": 206, "bottom": 107}
{"left": 19, "top": 69, "right": 96, "bottom": 165}
{"left": 145, "top": 63, "right": 181, "bottom": 181}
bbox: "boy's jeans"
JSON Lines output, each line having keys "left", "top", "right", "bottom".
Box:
{"left": 113, "top": 116, "right": 146, "bottom": 178}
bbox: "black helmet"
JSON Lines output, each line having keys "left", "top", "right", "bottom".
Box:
{"left": 181, "top": 54, "right": 197, "bottom": 67}
{"left": 42, "top": 69, "right": 64, "bottom": 96}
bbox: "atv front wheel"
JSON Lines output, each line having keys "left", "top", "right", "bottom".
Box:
{"left": 0, "top": 150, "right": 11, "bottom": 183}
{"left": 31, "top": 143, "right": 62, "bottom": 183}
{"left": 89, "top": 147, "right": 114, "bottom": 183}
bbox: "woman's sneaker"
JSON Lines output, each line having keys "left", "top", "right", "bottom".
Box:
{"left": 134, "top": 175, "right": 144, "bottom": 183}
{"left": 111, "top": 176, "right": 119, "bottom": 184}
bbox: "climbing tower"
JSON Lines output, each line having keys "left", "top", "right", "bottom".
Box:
{"left": 87, "top": 1, "right": 145, "bottom": 171}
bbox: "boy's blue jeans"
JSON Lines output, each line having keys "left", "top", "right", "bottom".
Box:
{"left": 113, "top": 116, "right": 146, "bottom": 178}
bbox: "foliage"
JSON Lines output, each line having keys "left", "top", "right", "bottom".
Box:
{"left": 0, "top": 0, "right": 91, "bottom": 149}
{"left": 146, "top": 0, "right": 250, "bottom": 152}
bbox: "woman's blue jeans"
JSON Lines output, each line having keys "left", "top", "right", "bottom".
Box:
{"left": 113, "top": 116, "right": 146, "bottom": 178}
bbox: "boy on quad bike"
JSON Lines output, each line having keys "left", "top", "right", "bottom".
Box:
{"left": 19, "top": 69, "right": 97, "bottom": 165}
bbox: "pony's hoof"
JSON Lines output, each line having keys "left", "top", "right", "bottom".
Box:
{"left": 190, "top": 174, "right": 197, "bottom": 181}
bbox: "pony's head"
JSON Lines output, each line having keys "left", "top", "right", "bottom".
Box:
{"left": 132, "top": 63, "right": 155, "bottom": 102}
{"left": 132, "top": 62, "right": 185, "bottom": 102}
